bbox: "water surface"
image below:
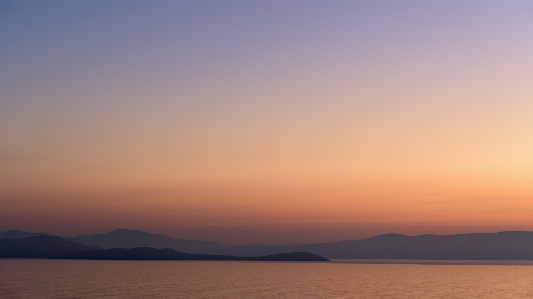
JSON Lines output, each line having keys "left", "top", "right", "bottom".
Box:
{"left": 1, "top": 259, "right": 532, "bottom": 298}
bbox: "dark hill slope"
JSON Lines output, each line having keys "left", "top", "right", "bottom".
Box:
{"left": 61, "top": 247, "right": 329, "bottom": 262}
{"left": 0, "top": 236, "right": 101, "bottom": 258}
{"left": 69, "top": 229, "right": 283, "bottom": 257}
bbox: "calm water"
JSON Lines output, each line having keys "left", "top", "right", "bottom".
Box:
{"left": 1, "top": 259, "right": 533, "bottom": 298}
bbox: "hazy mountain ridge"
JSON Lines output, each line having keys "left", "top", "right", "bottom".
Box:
{"left": 0, "top": 235, "right": 100, "bottom": 258}
{"left": 69, "top": 229, "right": 284, "bottom": 257}
{"left": 3, "top": 230, "right": 533, "bottom": 260}
{"left": 0, "top": 230, "right": 50, "bottom": 239}
{"left": 61, "top": 247, "right": 329, "bottom": 262}
{"left": 0, "top": 235, "right": 328, "bottom": 261}
{"left": 288, "top": 231, "right": 533, "bottom": 259}
{"left": 71, "top": 229, "right": 220, "bottom": 249}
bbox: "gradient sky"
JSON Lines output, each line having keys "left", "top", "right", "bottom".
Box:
{"left": 1, "top": 0, "right": 532, "bottom": 244}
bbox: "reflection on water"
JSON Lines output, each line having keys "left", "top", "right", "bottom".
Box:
{"left": 1, "top": 259, "right": 532, "bottom": 298}
{"left": 331, "top": 259, "right": 533, "bottom": 265}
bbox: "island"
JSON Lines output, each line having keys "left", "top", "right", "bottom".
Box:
{"left": 0, "top": 235, "right": 329, "bottom": 262}
{"left": 61, "top": 247, "right": 329, "bottom": 261}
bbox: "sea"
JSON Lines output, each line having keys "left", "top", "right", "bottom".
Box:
{"left": 1, "top": 259, "right": 532, "bottom": 298}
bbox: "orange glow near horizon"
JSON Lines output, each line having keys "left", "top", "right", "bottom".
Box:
{"left": 1, "top": 1, "right": 533, "bottom": 244}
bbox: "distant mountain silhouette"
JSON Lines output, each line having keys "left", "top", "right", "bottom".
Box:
{"left": 70, "top": 229, "right": 221, "bottom": 251}
{"left": 4, "top": 230, "right": 533, "bottom": 260}
{"left": 289, "top": 231, "right": 533, "bottom": 260}
{"left": 69, "top": 229, "right": 533, "bottom": 259}
{"left": 60, "top": 247, "right": 329, "bottom": 262}
{"left": 0, "top": 230, "right": 50, "bottom": 239}
{"left": 253, "top": 252, "right": 328, "bottom": 262}
{"left": 0, "top": 234, "right": 327, "bottom": 261}
{"left": 69, "top": 229, "right": 283, "bottom": 257}
{"left": 0, "top": 235, "right": 101, "bottom": 258}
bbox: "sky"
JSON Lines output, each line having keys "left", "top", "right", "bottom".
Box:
{"left": 1, "top": 0, "right": 532, "bottom": 245}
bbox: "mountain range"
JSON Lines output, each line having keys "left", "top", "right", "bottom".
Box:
{"left": 61, "top": 247, "right": 328, "bottom": 262}
{"left": 2, "top": 229, "right": 533, "bottom": 260}
{"left": 0, "top": 235, "right": 327, "bottom": 261}
{"left": 0, "top": 235, "right": 99, "bottom": 258}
